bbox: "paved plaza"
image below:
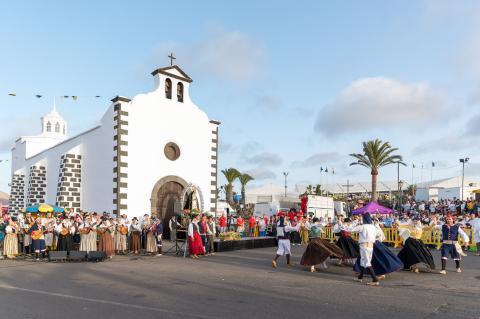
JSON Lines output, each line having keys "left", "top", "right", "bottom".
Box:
{"left": 0, "top": 244, "right": 478, "bottom": 319}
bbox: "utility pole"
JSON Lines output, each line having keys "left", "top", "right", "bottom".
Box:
{"left": 283, "top": 172, "right": 288, "bottom": 197}
{"left": 459, "top": 158, "right": 469, "bottom": 200}
{"left": 397, "top": 162, "right": 400, "bottom": 208}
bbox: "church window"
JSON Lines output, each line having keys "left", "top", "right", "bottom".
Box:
{"left": 55, "top": 122, "right": 60, "bottom": 133}
{"left": 165, "top": 78, "right": 172, "bottom": 99}
{"left": 46, "top": 122, "right": 51, "bottom": 132}
{"left": 177, "top": 82, "right": 184, "bottom": 102}
{"left": 164, "top": 142, "right": 180, "bottom": 161}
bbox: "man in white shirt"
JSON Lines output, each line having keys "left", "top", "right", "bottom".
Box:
{"left": 351, "top": 213, "right": 382, "bottom": 286}
{"left": 469, "top": 212, "right": 480, "bottom": 256}
{"left": 272, "top": 215, "right": 299, "bottom": 268}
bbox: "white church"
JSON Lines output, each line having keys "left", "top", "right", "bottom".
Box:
{"left": 9, "top": 64, "right": 220, "bottom": 220}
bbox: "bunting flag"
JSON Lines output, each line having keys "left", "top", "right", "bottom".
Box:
{"left": 320, "top": 166, "right": 323, "bottom": 172}
{"left": 325, "top": 167, "right": 328, "bottom": 173}
{"left": 412, "top": 163, "right": 415, "bottom": 168}
{"left": 432, "top": 161, "right": 435, "bottom": 167}
{"left": 332, "top": 168, "right": 335, "bottom": 174}
{"left": 3, "top": 93, "right": 101, "bottom": 100}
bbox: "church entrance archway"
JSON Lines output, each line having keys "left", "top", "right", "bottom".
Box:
{"left": 150, "top": 176, "right": 188, "bottom": 239}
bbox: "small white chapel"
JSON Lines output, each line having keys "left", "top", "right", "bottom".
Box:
{"left": 9, "top": 64, "right": 220, "bottom": 220}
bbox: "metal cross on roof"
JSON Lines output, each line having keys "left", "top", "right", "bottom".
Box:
{"left": 168, "top": 53, "right": 176, "bottom": 66}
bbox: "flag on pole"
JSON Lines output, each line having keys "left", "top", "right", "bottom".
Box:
{"left": 72, "top": 96, "right": 78, "bottom": 101}
{"left": 432, "top": 162, "right": 435, "bottom": 167}
{"left": 8, "top": 93, "right": 16, "bottom": 96}
{"left": 320, "top": 167, "right": 323, "bottom": 172}
{"left": 412, "top": 163, "right": 415, "bottom": 168}
{"left": 35, "top": 95, "right": 42, "bottom": 98}
{"left": 325, "top": 167, "right": 328, "bottom": 173}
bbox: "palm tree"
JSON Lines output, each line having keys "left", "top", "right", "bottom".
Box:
{"left": 314, "top": 184, "right": 322, "bottom": 196}
{"left": 305, "top": 185, "right": 314, "bottom": 195}
{"left": 350, "top": 139, "right": 405, "bottom": 202}
{"left": 238, "top": 173, "right": 254, "bottom": 205}
{"left": 221, "top": 168, "right": 241, "bottom": 205}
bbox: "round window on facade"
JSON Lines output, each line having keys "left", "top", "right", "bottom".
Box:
{"left": 164, "top": 142, "right": 180, "bottom": 161}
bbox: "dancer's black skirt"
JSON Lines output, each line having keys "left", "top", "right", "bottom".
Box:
{"left": 301, "top": 238, "right": 343, "bottom": 266}
{"left": 336, "top": 236, "right": 360, "bottom": 259}
{"left": 397, "top": 238, "right": 435, "bottom": 270}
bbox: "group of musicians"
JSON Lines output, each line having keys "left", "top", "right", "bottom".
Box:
{"left": 0, "top": 211, "right": 172, "bottom": 260}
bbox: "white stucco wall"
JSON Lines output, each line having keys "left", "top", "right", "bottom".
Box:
{"left": 13, "top": 106, "right": 116, "bottom": 213}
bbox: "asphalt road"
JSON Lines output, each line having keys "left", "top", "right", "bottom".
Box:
{"left": 0, "top": 244, "right": 479, "bottom": 319}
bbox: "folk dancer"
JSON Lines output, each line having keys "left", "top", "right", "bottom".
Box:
{"left": 258, "top": 216, "right": 266, "bottom": 237}
{"left": 154, "top": 218, "right": 164, "bottom": 256}
{"left": 56, "top": 218, "right": 75, "bottom": 252}
{"left": 129, "top": 217, "right": 142, "bottom": 255}
{"left": 29, "top": 218, "right": 47, "bottom": 261}
{"left": 23, "top": 212, "right": 35, "bottom": 254}
{"left": 114, "top": 216, "right": 128, "bottom": 254}
{"left": 140, "top": 214, "right": 150, "bottom": 250}
{"left": 43, "top": 213, "right": 55, "bottom": 252}
{"left": 299, "top": 216, "right": 310, "bottom": 245}
{"left": 435, "top": 215, "right": 469, "bottom": 274}
{"left": 206, "top": 215, "right": 216, "bottom": 256}
{"left": 79, "top": 215, "right": 98, "bottom": 252}
{"left": 300, "top": 217, "right": 343, "bottom": 272}
{"left": 353, "top": 214, "right": 403, "bottom": 285}
{"left": 98, "top": 218, "right": 115, "bottom": 259}
{"left": 4, "top": 219, "right": 19, "bottom": 259}
{"left": 199, "top": 215, "right": 208, "bottom": 251}
{"left": 397, "top": 218, "right": 435, "bottom": 272}
{"left": 469, "top": 212, "right": 480, "bottom": 256}
{"left": 271, "top": 215, "right": 300, "bottom": 268}
{"left": 145, "top": 217, "right": 157, "bottom": 256}
{"left": 335, "top": 218, "right": 360, "bottom": 266}
{"left": 188, "top": 214, "right": 205, "bottom": 258}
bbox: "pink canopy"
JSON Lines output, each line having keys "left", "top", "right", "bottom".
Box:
{"left": 351, "top": 201, "right": 394, "bottom": 215}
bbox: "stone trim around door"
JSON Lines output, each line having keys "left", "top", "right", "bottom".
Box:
{"left": 210, "top": 121, "right": 220, "bottom": 213}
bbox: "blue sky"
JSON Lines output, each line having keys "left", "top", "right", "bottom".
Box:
{"left": 1, "top": 0, "right": 479, "bottom": 193}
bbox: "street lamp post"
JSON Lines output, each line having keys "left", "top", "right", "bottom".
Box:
{"left": 399, "top": 180, "right": 404, "bottom": 211}
{"left": 459, "top": 157, "right": 470, "bottom": 200}
{"left": 283, "top": 172, "right": 288, "bottom": 197}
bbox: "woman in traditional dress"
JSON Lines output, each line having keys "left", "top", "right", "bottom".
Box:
{"left": 335, "top": 218, "right": 360, "bottom": 265}
{"left": 145, "top": 217, "right": 157, "bottom": 255}
{"left": 300, "top": 217, "right": 343, "bottom": 272}
{"left": 353, "top": 217, "right": 403, "bottom": 278}
{"left": 4, "top": 219, "right": 19, "bottom": 259}
{"left": 56, "top": 219, "right": 74, "bottom": 252}
{"left": 79, "top": 215, "right": 98, "bottom": 252}
{"left": 129, "top": 217, "right": 141, "bottom": 255}
{"left": 43, "top": 212, "right": 55, "bottom": 252}
{"left": 98, "top": 218, "right": 115, "bottom": 258}
{"left": 188, "top": 214, "right": 204, "bottom": 258}
{"left": 397, "top": 219, "right": 435, "bottom": 272}
{"left": 29, "top": 218, "right": 46, "bottom": 261}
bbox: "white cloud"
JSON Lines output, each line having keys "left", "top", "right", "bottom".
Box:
{"left": 245, "top": 167, "right": 276, "bottom": 180}
{"left": 149, "top": 26, "right": 265, "bottom": 84}
{"left": 245, "top": 152, "right": 283, "bottom": 166}
{"left": 314, "top": 77, "right": 449, "bottom": 137}
{"left": 291, "top": 152, "right": 342, "bottom": 168}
